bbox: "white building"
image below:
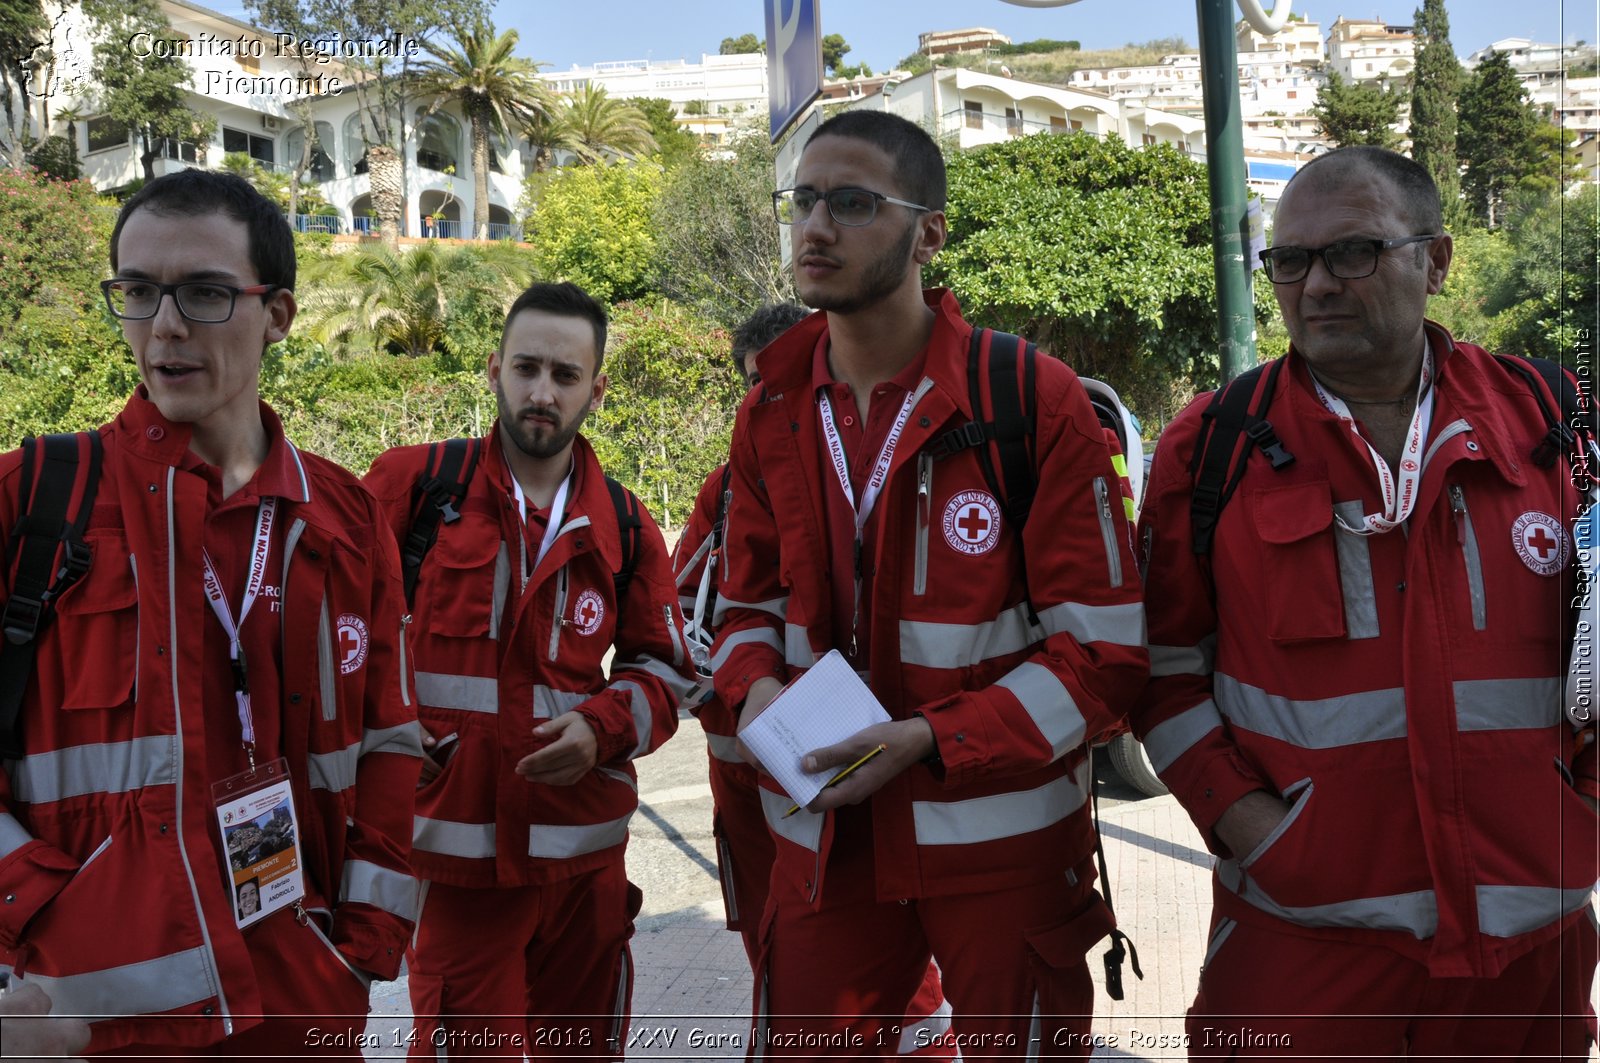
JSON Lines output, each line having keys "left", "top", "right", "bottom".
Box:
{"left": 1068, "top": 54, "right": 1205, "bottom": 113}
{"left": 917, "top": 28, "right": 1013, "bottom": 58}
{"left": 1236, "top": 16, "right": 1323, "bottom": 67}
{"left": 539, "top": 52, "right": 768, "bottom": 134}
{"left": 1325, "top": 17, "right": 1415, "bottom": 84}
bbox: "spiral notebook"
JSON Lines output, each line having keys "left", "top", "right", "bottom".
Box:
{"left": 738, "top": 649, "right": 890, "bottom": 807}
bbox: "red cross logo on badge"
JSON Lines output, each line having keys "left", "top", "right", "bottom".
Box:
{"left": 1511, "top": 511, "right": 1568, "bottom": 576}
{"left": 337, "top": 613, "right": 369, "bottom": 675}
{"left": 942, "top": 490, "right": 1002, "bottom": 556}
{"left": 573, "top": 589, "right": 606, "bottom": 637}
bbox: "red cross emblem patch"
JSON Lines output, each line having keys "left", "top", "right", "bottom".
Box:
{"left": 337, "top": 613, "right": 369, "bottom": 675}
{"left": 572, "top": 589, "right": 606, "bottom": 637}
{"left": 942, "top": 490, "right": 1002, "bottom": 556}
{"left": 1511, "top": 511, "right": 1569, "bottom": 576}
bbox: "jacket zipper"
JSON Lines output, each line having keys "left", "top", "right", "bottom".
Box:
{"left": 129, "top": 554, "right": 139, "bottom": 702}
{"left": 1094, "top": 476, "right": 1124, "bottom": 588}
{"left": 1450, "top": 484, "right": 1487, "bottom": 630}
{"left": 548, "top": 564, "right": 568, "bottom": 661}
{"left": 914, "top": 454, "right": 933, "bottom": 596}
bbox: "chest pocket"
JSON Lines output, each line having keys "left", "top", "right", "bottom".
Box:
{"left": 50, "top": 533, "right": 138, "bottom": 710}
{"left": 423, "top": 515, "right": 509, "bottom": 640}
{"left": 1250, "top": 481, "right": 1347, "bottom": 643}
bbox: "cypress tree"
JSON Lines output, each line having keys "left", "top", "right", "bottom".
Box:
{"left": 1408, "top": 0, "right": 1462, "bottom": 222}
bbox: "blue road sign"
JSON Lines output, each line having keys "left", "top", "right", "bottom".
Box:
{"left": 767, "top": 0, "right": 822, "bottom": 143}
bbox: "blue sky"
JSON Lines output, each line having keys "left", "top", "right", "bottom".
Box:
{"left": 505, "top": 1, "right": 1589, "bottom": 75}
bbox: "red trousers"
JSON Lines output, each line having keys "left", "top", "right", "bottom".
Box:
{"left": 710, "top": 753, "right": 954, "bottom": 1058}
{"left": 405, "top": 864, "right": 640, "bottom": 1061}
{"left": 755, "top": 833, "right": 1113, "bottom": 1061}
{"left": 1190, "top": 912, "right": 1599, "bottom": 1061}
{"left": 101, "top": 907, "right": 374, "bottom": 1059}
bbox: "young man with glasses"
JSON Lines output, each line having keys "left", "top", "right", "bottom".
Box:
{"left": 711, "top": 110, "right": 1147, "bottom": 1058}
{"left": 0, "top": 169, "right": 421, "bottom": 1055}
{"left": 1138, "top": 145, "right": 1598, "bottom": 1056}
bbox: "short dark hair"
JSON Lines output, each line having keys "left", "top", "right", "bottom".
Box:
{"left": 110, "top": 169, "right": 296, "bottom": 291}
{"left": 807, "top": 110, "right": 946, "bottom": 213}
{"left": 501, "top": 281, "right": 608, "bottom": 372}
{"left": 731, "top": 303, "right": 809, "bottom": 372}
{"left": 1290, "top": 146, "right": 1444, "bottom": 234}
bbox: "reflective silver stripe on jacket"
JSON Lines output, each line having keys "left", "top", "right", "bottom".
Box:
{"left": 0, "top": 812, "right": 32, "bottom": 857}
{"left": 413, "top": 816, "right": 496, "bottom": 859}
{"left": 1333, "top": 502, "right": 1380, "bottom": 640}
{"left": 760, "top": 786, "right": 822, "bottom": 852}
{"left": 1219, "top": 859, "right": 1439, "bottom": 937}
{"left": 785, "top": 624, "right": 816, "bottom": 668}
{"left": 899, "top": 603, "right": 1036, "bottom": 669}
{"left": 318, "top": 600, "right": 337, "bottom": 721}
{"left": 5, "top": 735, "right": 175, "bottom": 804}
{"left": 26, "top": 946, "right": 216, "bottom": 1020}
{"left": 713, "top": 594, "right": 789, "bottom": 628}
{"left": 616, "top": 654, "right": 699, "bottom": 703}
{"left": 1217, "top": 674, "right": 1407, "bottom": 748}
{"left": 995, "top": 661, "right": 1085, "bottom": 759}
{"left": 610, "top": 680, "right": 654, "bottom": 758}
{"left": 1454, "top": 678, "right": 1562, "bottom": 732}
{"left": 897, "top": 998, "right": 953, "bottom": 1054}
{"left": 1477, "top": 884, "right": 1595, "bottom": 938}
{"left": 912, "top": 763, "right": 1089, "bottom": 846}
{"left": 710, "top": 628, "right": 782, "bottom": 671}
{"left": 1150, "top": 637, "right": 1215, "bottom": 677}
{"left": 527, "top": 814, "right": 631, "bottom": 860}
{"left": 1141, "top": 698, "right": 1224, "bottom": 774}
{"left": 1036, "top": 600, "right": 1146, "bottom": 649}
{"left": 705, "top": 732, "right": 743, "bottom": 763}
{"left": 415, "top": 671, "right": 499, "bottom": 714}
{"left": 533, "top": 686, "right": 591, "bottom": 720}
{"left": 340, "top": 858, "right": 421, "bottom": 920}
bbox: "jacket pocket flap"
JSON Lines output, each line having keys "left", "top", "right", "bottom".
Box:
{"left": 429, "top": 516, "right": 502, "bottom": 569}
{"left": 1252, "top": 482, "right": 1333, "bottom": 545}
{"left": 55, "top": 547, "right": 136, "bottom": 615}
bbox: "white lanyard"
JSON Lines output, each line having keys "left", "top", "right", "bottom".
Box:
{"left": 510, "top": 461, "right": 572, "bottom": 592}
{"left": 201, "top": 497, "right": 278, "bottom": 769}
{"left": 818, "top": 387, "right": 918, "bottom": 657}
{"left": 1310, "top": 348, "right": 1435, "bottom": 536}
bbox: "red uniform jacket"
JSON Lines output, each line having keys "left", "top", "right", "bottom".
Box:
{"left": 672, "top": 463, "right": 741, "bottom": 762}
{"left": 366, "top": 433, "right": 692, "bottom": 888}
{"left": 1135, "top": 324, "right": 1600, "bottom": 978}
{"left": 711, "top": 290, "right": 1148, "bottom": 906}
{"left": 0, "top": 392, "right": 420, "bottom": 1049}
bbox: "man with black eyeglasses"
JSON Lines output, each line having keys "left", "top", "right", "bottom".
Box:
{"left": 0, "top": 169, "right": 421, "bottom": 1056}
{"left": 710, "top": 110, "right": 1147, "bottom": 1058}
{"left": 1137, "top": 145, "right": 1598, "bottom": 1057}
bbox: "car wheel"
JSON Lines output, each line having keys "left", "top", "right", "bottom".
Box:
{"left": 1107, "top": 732, "right": 1168, "bottom": 797}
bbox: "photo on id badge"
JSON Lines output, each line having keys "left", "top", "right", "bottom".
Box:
{"left": 213, "top": 757, "right": 306, "bottom": 928}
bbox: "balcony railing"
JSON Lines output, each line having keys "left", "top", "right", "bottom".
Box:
{"left": 291, "top": 213, "right": 343, "bottom": 234}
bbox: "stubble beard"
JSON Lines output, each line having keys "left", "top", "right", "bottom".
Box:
{"left": 496, "top": 384, "right": 587, "bottom": 461}
{"left": 798, "top": 219, "right": 919, "bottom": 316}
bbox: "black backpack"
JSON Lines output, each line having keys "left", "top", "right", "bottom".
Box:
{"left": 401, "top": 437, "right": 642, "bottom": 610}
{"left": 0, "top": 432, "right": 104, "bottom": 759}
{"left": 1187, "top": 353, "right": 1597, "bottom": 556}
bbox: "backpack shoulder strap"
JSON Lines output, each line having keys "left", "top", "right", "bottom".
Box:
{"left": 0, "top": 431, "right": 103, "bottom": 758}
{"left": 1495, "top": 355, "right": 1596, "bottom": 481}
{"left": 401, "top": 437, "right": 482, "bottom": 608}
{"left": 931, "top": 328, "right": 1038, "bottom": 531}
{"left": 605, "top": 475, "right": 642, "bottom": 604}
{"left": 1188, "top": 359, "right": 1295, "bottom": 556}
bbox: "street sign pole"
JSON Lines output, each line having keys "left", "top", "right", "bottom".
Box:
{"left": 1196, "top": 0, "right": 1259, "bottom": 382}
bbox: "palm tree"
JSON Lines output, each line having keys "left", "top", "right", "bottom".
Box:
{"left": 522, "top": 106, "right": 579, "bottom": 175}
{"left": 413, "top": 20, "right": 553, "bottom": 240}
{"left": 298, "top": 242, "right": 530, "bottom": 359}
{"left": 557, "top": 84, "right": 657, "bottom": 163}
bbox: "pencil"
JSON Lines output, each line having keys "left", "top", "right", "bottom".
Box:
{"left": 784, "top": 743, "right": 888, "bottom": 818}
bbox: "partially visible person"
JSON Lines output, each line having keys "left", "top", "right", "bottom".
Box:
{"left": 367, "top": 281, "right": 694, "bottom": 1060}
{"left": 1135, "top": 145, "right": 1598, "bottom": 1058}
{"left": 0, "top": 168, "right": 420, "bottom": 1056}
{"left": 0, "top": 979, "right": 91, "bottom": 1063}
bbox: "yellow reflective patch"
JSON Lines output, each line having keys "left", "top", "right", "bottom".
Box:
{"left": 1111, "top": 453, "right": 1129, "bottom": 476}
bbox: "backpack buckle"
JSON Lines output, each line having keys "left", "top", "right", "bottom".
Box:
{"left": 56, "top": 539, "right": 92, "bottom": 585}
{"left": 419, "top": 477, "right": 463, "bottom": 523}
{"left": 2, "top": 595, "right": 44, "bottom": 646}
{"left": 1244, "top": 420, "right": 1295, "bottom": 469}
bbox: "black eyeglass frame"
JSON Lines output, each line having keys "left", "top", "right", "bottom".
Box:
{"left": 1258, "top": 234, "right": 1440, "bottom": 285}
{"left": 772, "top": 186, "right": 931, "bottom": 228}
{"left": 100, "top": 278, "right": 281, "bottom": 323}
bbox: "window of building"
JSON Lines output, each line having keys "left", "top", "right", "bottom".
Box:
{"left": 1287, "top": 90, "right": 1297, "bottom": 99}
{"left": 1071, "top": 118, "right": 1083, "bottom": 131}
{"left": 152, "top": 137, "right": 198, "bottom": 162}
{"left": 86, "top": 114, "right": 131, "bottom": 154}
{"left": 414, "top": 108, "right": 460, "bottom": 173}
{"left": 1050, "top": 115, "right": 1068, "bottom": 132}
{"left": 222, "top": 126, "right": 275, "bottom": 166}
{"left": 964, "top": 100, "right": 983, "bottom": 130}
{"left": 237, "top": 53, "right": 261, "bottom": 75}
{"left": 1005, "top": 107, "right": 1022, "bottom": 134}
{"left": 285, "top": 121, "right": 336, "bottom": 181}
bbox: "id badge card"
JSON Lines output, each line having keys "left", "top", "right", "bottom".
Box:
{"left": 212, "top": 757, "right": 306, "bottom": 929}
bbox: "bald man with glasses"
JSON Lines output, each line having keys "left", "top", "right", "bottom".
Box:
{"left": 1136, "top": 145, "right": 1598, "bottom": 1058}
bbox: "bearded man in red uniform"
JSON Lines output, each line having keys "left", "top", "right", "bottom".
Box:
{"left": 711, "top": 110, "right": 1147, "bottom": 1058}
